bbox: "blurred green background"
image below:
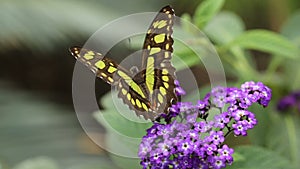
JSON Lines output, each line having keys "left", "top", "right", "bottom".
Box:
{"left": 1, "top": 0, "right": 300, "bottom": 169}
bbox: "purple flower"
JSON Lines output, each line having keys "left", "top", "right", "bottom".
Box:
{"left": 232, "top": 121, "right": 248, "bottom": 136}
{"left": 244, "top": 112, "right": 257, "bottom": 129}
{"left": 139, "top": 81, "right": 272, "bottom": 169}
{"left": 158, "top": 141, "right": 171, "bottom": 156}
{"left": 211, "top": 87, "right": 227, "bottom": 108}
{"left": 231, "top": 109, "right": 249, "bottom": 121}
{"left": 214, "top": 112, "right": 230, "bottom": 129}
{"left": 203, "top": 143, "right": 217, "bottom": 155}
{"left": 138, "top": 143, "right": 151, "bottom": 157}
{"left": 212, "top": 156, "right": 226, "bottom": 169}
{"left": 175, "top": 80, "right": 186, "bottom": 96}
{"left": 277, "top": 90, "right": 300, "bottom": 113}
{"left": 218, "top": 144, "right": 234, "bottom": 162}
{"left": 178, "top": 139, "right": 193, "bottom": 155}
{"left": 209, "top": 131, "right": 225, "bottom": 145}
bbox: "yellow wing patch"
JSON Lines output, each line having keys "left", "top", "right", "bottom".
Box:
{"left": 108, "top": 66, "right": 117, "bottom": 73}
{"left": 83, "top": 51, "right": 94, "bottom": 60}
{"left": 149, "top": 47, "right": 161, "bottom": 55}
{"left": 95, "top": 60, "right": 106, "bottom": 69}
{"left": 154, "top": 34, "right": 165, "bottom": 43}
{"left": 153, "top": 20, "right": 167, "bottom": 29}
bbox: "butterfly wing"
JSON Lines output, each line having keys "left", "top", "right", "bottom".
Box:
{"left": 69, "top": 47, "right": 152, "bottom": 119}
{"left": 140, "top": 5, "right": 177, "bottom": 118}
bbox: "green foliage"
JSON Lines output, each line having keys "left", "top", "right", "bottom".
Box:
{"left": 0, "top": 0, "right": 164, "bottom": 52}
{"left": 223, "top": 30, "right": 299, "bottom": 59}
{"left": 193, "top": 0, "right": 225, "bottom": 28}
{"left": 204, "top": 11, "right": 245, "bottom": 44}
{"left": 281, "top": 11, "right": 300, "bottom": 44}
{"left": 0, "top": 81, "right": 119, "bottom": 169}
{"left": 0, "top": 0, "right": 112, "bottom": 51}
{"left": 13, "top": 157, "right": 59, "bottom": 169}
{"left": 226, "top": 146, "right": 293, "bottom": 169}
{"left": 280, "top": 11, "right": 300, "bottom": 90}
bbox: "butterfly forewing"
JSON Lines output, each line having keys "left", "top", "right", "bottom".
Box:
{"left": 141, "top": 6, "right": 177, "bottom": 117}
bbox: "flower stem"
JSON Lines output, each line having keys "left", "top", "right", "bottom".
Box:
{"left": 284, "top": 114, "right": 297, "bottom": 168}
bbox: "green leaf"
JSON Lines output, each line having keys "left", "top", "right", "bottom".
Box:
{"left": 231, "top": 152, "right": 244, "bottom": 162}
{"left": 204, "top": 11, "right": 245, "bottom": 44}
{"left": 173, "top": 39, "right": 201, "bottom": 70}
{"left": 264, "top": 114, "right": 300, "bottom": 169}
{"left": 203, "top": 11, "right": 258, "bottom": 79}
{"left": 180, "top": 13, "right": 192, "bottom": 32}
{"left": 246, "top": 104, "right": 272, "bottom": 146}
{"left": 109, "top": 152, "right": 141, "bottom": 169}
{"left": 224, "top": 30, "right": 299, "bottom": 58}
{"left": 173, "top": 23, "right": 224, "bottom": 71}
{"left": 281, "top": 10, "right": 300, "bottom": 45}
{"left": 13, "top": 157, "right": 59, "bottom": 169}
{"left": 227, "top": 146, "right": 293, "bottom": 169}
{"left": 193, "top": 0, "right": 225, "bottom": 28}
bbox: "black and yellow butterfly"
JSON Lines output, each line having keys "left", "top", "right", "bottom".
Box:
{"left": 69, "top": 6, "right": 177, "bottom": 121}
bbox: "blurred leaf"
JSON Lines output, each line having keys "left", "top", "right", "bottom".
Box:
{"left": 204, "top": 11, "right": 245, "bottom": 44}
{"left": 231, "top": 152, "right": 244, "bottom": 162}
{"left": 13, "top": 157, "right": 59, "bottom": 169}
{"left": 246, "top": 101, "right": 300, "bottom": 169}
{"left": 193, "top": 0, "right": 225, "bottom": 28}
{"left": 281, "top": 10, "right": 300, "bottom": 45}
{"left": 172, "top": 39, "right": 201, "bottom": 71}
{"left": 203, "top": 11, "right": 257, "bottom": 80}
{"left": 0, "top": 0, "right": 120, "bottom": 52}
{"left": 0, "top": 0, "right": 165, "bottom": 52}
{"left": 265, "top": 115, "right": 300, "bottom": 169}
{"left": 281, "top": 56, "right": 300, "bottom": 90}
{"left": 226, "top": 146, "right": 293, "bottom": 169}
{"left": 0, "top": 81, "right": 116, "bottom": 168}
{"left": 109, "top": 153, "right": 140, "bottom": 169}
{"left": 223, "top": 30, "right": 299, "bottom": 58}
{"left": 0, "top": 161, "right": 9, "bottom": 169}
{"left": 180, "top": 13, "right": 192, "bottom": 32}
{"left": 280, "top": 10, "right": 300, "bottom": 90}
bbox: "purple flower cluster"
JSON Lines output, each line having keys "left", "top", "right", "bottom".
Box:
{"left": 277, "top": 91, "right": 300, "bottom": 112}
{"left": 138, "top": 81, "right": 272, "bottom": 169}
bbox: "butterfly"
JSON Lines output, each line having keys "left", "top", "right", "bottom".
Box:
{"left": 69, "top": 5, "right": 177, "bottom": 121}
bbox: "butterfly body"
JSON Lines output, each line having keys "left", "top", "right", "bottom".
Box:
{"left": 70, "top": 6, "right": 177, "bottom": 121}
